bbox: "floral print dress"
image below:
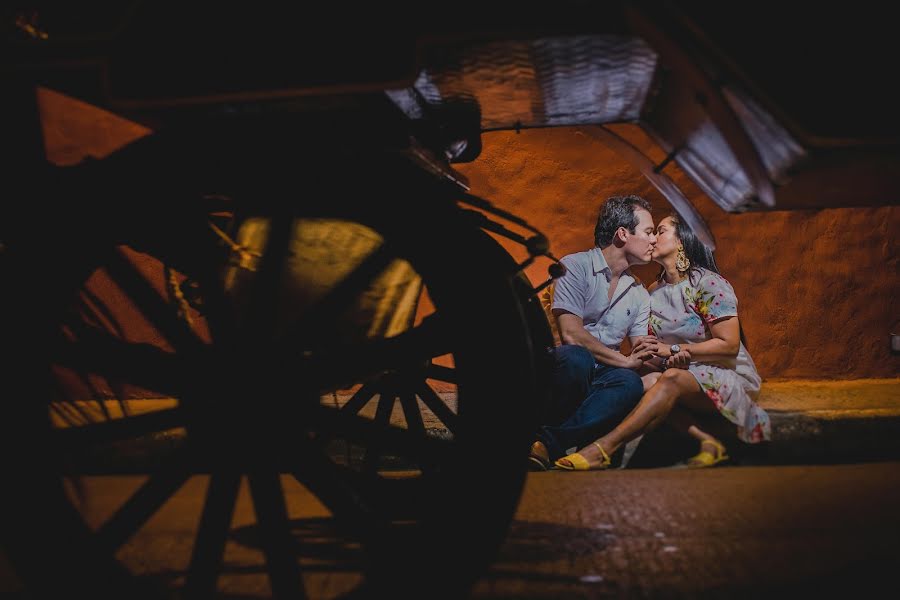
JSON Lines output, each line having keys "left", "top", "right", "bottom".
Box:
{"left": 649, "top": 268, "right": 770, "bottom": 443}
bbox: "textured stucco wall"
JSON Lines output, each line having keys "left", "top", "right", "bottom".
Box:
{"left": 455, "top": 127, "right": 900, "bottom": 379}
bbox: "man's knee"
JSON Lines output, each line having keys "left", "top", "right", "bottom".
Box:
{"left": 620, "top": 368, "right": 644, "bottom": 399}
{"left": 603, "top": 367, "right": 644, "bottom": 402}
{"left": 553, "top": 344, "right": 594, "bottom": 376}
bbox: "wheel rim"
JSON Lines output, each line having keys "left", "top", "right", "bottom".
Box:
{"left": 2, "top": 151, "right": 550, "bottom": 599}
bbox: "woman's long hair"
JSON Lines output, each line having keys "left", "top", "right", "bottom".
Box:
{"left": 661, "top": 212, "right": 719, "bottom": 282}
{"left": 660, "top": 212, "right": 748, "bottom": 348}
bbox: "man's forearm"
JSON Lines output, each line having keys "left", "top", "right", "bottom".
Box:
{"left": 560, "top": 328, "right": 630, "bottom": 368}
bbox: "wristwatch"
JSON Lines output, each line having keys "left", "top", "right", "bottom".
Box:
{"left": 670, "top": 344, "right": 681, "bottom": 356}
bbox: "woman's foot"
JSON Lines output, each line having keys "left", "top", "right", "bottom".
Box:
{"left": 554, "top": 441, "right": 612, "bottom": 471}
{"left": 687, "top": 438, "right": 729, "bottom": 468}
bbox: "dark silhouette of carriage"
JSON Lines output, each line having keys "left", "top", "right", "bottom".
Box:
{"left": 3, "top": 2, "right": 897, "bottom": 598}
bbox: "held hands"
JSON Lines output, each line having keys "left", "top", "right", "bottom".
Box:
{"left": 628, "top": 336, "right": 692, "bottom": 370}
{"left": 660, "top": 340, "right": 692, "bottom": 370}
{"left": 622, "top": 335, "right": 656, "bottom": 370}
{"left": 665, "top": 348, "right": 692, "bottom": 370}
{"left": 630, "top": 335, "right": 659, "bottom": 362}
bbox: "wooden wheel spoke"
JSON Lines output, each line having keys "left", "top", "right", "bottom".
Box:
{"left": 53, "top": 326, "right": 191, "bottom": 399}
{"left": 399, "top": 391, "right": 436, "bottom": 473}
{"left": 363, "top": 394, "right": 396, "bottom": 473}
{"left": 185, "top": 471, "right": 242, "bottom": 598}
{"left": 247, "top": 471, "right": 307, "bottom": 599}
{"left": 339, "top": 381, "right": 379, "bottom": 416}
{"left": 95, "top": 448, "right": 194, "bottom": 553}
{"left": 290, "top": 434, "right": 433, "bottom": 535}
{"left": 382, "top": 314, "right": 453, "bottom": 365}
{"left": 424, "top": 363, "right": 457, "bottom": 384}
{"left": 415, "top": 383, "right": 459, "bottom": 436}
{"left": 289, "top": 443, "right": 383, "bottom": 536}
{"left": 399, "top": 393, "right": 426, "bottom": 437}
{"left": 283, "top": 244, "right": 395, "bottom": 343}
{"left": 105, "top": 248, "right": 207, "bottom": 353}
{"left": 296, "top": 315, "right": 452, "bottom": 391}
{"left": 313, "top": 405, "right": 451, "bottom": 464}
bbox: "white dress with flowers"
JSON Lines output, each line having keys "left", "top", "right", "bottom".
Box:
{"left": 649, "top": 268, "right": 770, "bottom": 443}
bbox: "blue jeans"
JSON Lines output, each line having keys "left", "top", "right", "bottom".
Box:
{"left": 537, "top": 345, "right": 644, "bottom": 461}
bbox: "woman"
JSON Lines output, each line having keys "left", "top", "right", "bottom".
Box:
{"left": 555, "top": 213, "right": 770, "bottom": 470}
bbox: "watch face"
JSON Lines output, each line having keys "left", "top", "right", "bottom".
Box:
{"left": 670, "top": 344, "right": 681, "bottom": 354}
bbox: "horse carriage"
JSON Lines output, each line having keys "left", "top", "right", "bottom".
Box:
{"left": 3, "top": 2, "right": 897, "bottom": 598}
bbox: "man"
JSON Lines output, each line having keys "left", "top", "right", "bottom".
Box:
{"left": 529, "top": 194, "right": 657, "bottom": 470}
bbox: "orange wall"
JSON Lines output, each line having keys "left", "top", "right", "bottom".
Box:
{"left": 39, "top": 88, "right": 899, "bottom": 382}
{"left": 455, "top": 127, "right": 900, "bottom": 380}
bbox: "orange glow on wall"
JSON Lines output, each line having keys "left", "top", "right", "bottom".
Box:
{"left": 36, "top": 88, "right": 898, "bottom": 383}
{"left": 456, "top": 127, "right": 900, "bottom": 379}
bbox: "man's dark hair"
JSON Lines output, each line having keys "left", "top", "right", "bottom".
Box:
{"left": 593, "top": 195, "right": 652, "bottom": 248}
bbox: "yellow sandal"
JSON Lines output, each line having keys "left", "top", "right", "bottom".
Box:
{"left": 554, "top": 442, "right": 611, "bottom": 471}
{"left": 687, "top": 439, "right": 730, "bottom": 468}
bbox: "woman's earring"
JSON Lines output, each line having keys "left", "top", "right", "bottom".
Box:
{"left": 676, "top": 246, "right": 691, "bottom": 272}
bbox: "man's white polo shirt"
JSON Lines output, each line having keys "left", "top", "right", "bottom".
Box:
{"left": 551, "top": 247, "right": 650, "bottom": 351}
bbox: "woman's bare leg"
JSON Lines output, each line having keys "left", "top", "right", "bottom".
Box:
{"left": 557, "top": 369, "right": 705, "bottom": 468}
{"left": 685, "top": 424, "right": 729, "bottom": 464}
{"left": 668, "top": 410, "right": 729, "bottom": 463}
{"left": 641, "top": 371, "right": 662, "bottom": 393}
{"left": 687, "top": 424, "right": 717, "bottom": 443}
{"left": 663, "top": 405, "right": 702, "bottom": 436}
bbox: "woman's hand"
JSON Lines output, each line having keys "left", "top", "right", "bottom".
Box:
{"left": 666, "top": 348, "right": 692, "bottom": 369}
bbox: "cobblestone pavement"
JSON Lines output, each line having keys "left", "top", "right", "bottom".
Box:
{"left": 474, "top": 462, "right": 900, "bottom": 599}
{"left": 3, "top": 462, "right": 899, "bottom": 599}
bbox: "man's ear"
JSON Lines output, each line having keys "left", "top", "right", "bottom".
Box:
{"left": 615, "top": 226, "right": 628, "bottom": 244}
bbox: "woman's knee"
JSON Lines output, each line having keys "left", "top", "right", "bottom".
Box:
{"left": 656, "top": 369, "right": 699, "bottom": 396}
{"left": 657, "top": 368, "right": 684, "bottom": 387}
{"left": 642, "top": 370, "right": 686, "bottom": 413}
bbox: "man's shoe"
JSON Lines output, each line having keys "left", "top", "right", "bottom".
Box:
{"left": 527, "top": 441, "right": 551, "bottom": 471}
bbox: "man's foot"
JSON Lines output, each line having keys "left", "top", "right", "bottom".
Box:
{"left": 528, "top": 441, "right": 551, "bottom": 471}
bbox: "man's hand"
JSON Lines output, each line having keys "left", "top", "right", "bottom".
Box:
{"left": 626, "top": 335, "right": 658, "bottom": 369}
{"left": 630, "top": 335, "right": 659, "bottom": 359}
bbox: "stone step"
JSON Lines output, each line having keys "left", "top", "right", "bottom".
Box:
{"left": 49, "top": 378, "right": 900, "bottom": 472}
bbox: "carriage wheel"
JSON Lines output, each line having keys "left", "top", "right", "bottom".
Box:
{"left": 1, "top": 148, "right": 552, "bottom": 599}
